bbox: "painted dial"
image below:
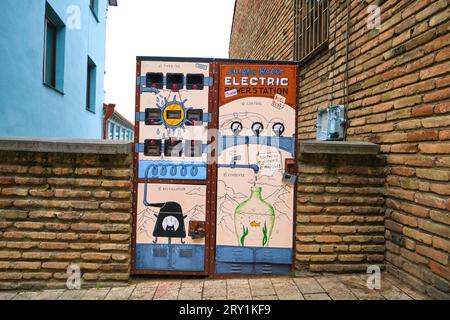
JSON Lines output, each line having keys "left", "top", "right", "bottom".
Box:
{"left": 251, "top": 122, "right": 264, "bottom": 136}
{"left": 230, "top": 121, "right": 243, "bottom": 135}
{"left": 162, "top": 216, "right": 179, "bottom": 231}
{"left": 272, "top": 122, "right": 285, "bottom": 136}
{"left": 163, "top": 103, "right": 185, "bottom": 127}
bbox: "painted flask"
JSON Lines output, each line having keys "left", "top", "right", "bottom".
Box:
{"left": 234, "top": 186, "right": 275, "bottom": 247}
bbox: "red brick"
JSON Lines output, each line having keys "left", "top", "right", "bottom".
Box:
{"left": 391, "top": 167, "right": 415, "bottom": 177}
{"left": 436, "top": 75, "right": 450, "bottom": 88}
{"left": 399, "top": 202, "right": 430, "bottom": 218}
{"left": 404, "top": 227, "right": 433, "bottom": 245}
{"left": 420, "top": 61, "right": 450, "bottom": 80}
{"left": 416, "top": 245, "right": 449, "bottom": 265}
{"left": 423, "top": 87, "right": 450, "bottom": 103}
{"left": 415, "top": 193, "right": 449, "bottom": 210}
{"left": 434, "top": 102, "right": 450, "bottom": 114}
{"left": 390, "top": 144, "right": 419, "bottom": 153}
{"left": 412, "top": 105, "right": 434, "bottom": 117}
{"left": 433, "top": 236, "right": 450, "bottom": 252}
{"left": 419, "top": 143, "right": 450, "bottom": 154}
{"left": 429, "top": 260, "right": 450, "bottom": 281}
{"left": 439, "top": 130, "right": 450, "bottom": 140}
{"left": 407, "top": 130, "right": 439, "bottom": 142}
{"left": 430, "top": 183, "right": 450, "bottom": 196}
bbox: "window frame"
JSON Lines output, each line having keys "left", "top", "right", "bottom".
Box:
{"left": 295, "top": 0, "right": 330, "bottom": 62}
{"left": 109, "top": 122, "right": 115, "bottom": 140}
{"left": 43, "top": 17, "right": 58, "bottom": 89}
{"left": 90, "top": 0, "right": 99, "bottom": 21}
{"left": 42, "top": 2, "right": 65, "bottom": 94}
{"left": 86, "top": 58, "right": 97, "bottom": 113}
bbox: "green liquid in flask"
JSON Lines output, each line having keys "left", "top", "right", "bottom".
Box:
{"left": 234, "top": 186, "right": 275, "bottom": 247}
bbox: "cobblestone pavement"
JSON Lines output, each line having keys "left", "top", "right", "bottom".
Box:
{"left": 0, "top": 273, "right": 431, "bottom": 300}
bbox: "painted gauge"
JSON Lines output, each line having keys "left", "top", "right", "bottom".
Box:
{"left": 272, "top": 122, "right": 285, "bottom": 136}
{"left": 251, "top": 122, "right": 264, "bottom": 136}
{"left": 230, "top": 121, "right": 243, "bottom": 136}
{"left": 162, "top": 215, "right": 180, "bottom": 231}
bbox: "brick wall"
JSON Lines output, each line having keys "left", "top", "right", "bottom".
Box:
{"left": 229, "top": 0, "right": 295, "bottom": 61}
{"left": 230, "top": 0, "right": 450, "bottom": 299}
{"left": 297, "top": 153, "right": 386, "bottom": 273}
{"left": 0, "top": 150, "right": 132, "bottom": 290}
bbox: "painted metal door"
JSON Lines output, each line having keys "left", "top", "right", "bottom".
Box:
{"left": 215, "top": 63, "right": 298, "bottom": 275}
{"left": 133, "top": 58, "right": 215, "bottom": 274}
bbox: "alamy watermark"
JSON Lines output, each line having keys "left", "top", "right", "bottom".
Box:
{"left": 367, "top": 5, "right": 381, "bottom": 30}
{"left": 366, "top": 265, "right": 381, "bottom": 290}
{"left": 66, "top": 264, "right": 82, "bottom": 290}
{"left": 66, "top": 5, "right": 81, "bottom": 30}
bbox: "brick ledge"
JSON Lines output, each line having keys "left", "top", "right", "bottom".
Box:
{"left": 0, "top": 137, "right": 132, "bottom": 154}
{"left": 300, "top": 140, "right": 380, "bottom": 155}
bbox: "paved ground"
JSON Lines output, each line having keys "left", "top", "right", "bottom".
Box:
{"left": 0, "top": 273, "right": 431, "bottom": 300}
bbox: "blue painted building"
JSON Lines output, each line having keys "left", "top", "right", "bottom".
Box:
{"left": 103, "top": 104, "right": 134, "bottom": 141}
{"left": 0, "top": 0, "right": 117, "bottom": 139}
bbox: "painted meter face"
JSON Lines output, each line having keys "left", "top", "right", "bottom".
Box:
{"left": 231, "top": 121, "right": 243, "bottom": 135}
{"left": 163, "top": 103, "right": 185, "bottom": 127}
{"left": 166, "top": 110, "right": 182, "bottom": 119}
{"left": 251, "top": 122, "right": 264, "bottom": 136}
{"left": 272, "top": 122, "right": 285, "bottom": 136}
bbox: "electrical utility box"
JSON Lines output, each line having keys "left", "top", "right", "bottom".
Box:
{"left": 132, "top": 57, "right": 299, "bottom": 276}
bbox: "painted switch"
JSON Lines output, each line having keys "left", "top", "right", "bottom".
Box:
{"left": 164, "top": 139, "right": 183, "bottom": 157}
{"left": 144, "top": 139, "right": 161, "bottom": 156}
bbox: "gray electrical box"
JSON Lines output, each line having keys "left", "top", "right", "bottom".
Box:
{"left": 316, "top": 105, "right": 346, "bottom": 141}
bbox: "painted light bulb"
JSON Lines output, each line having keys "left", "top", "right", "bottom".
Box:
{"left": 234, "top": 186, "right": 275, "bottom": 247}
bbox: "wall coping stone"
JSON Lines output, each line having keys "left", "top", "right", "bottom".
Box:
{"left": 0, "top": 137, "right": 132, "bottom": 154}
{"left": 300, "top": 140, "right": 380, "bottom": 155}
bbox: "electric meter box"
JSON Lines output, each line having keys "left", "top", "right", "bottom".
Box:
{"left": 133, "top": 57, "right": 299, "bottom": 277}
{"left": 316, "top": 105, "right": 346, "bottom": 141}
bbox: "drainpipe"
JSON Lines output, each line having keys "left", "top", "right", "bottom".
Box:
{"left": 343, "top": 0, "right": 351, "bottom": 141}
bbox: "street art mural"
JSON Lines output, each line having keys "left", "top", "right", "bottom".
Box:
{"left": 135, "top": 183, "right": 207, "bottom": 271}
{"left": 215, "top": 64, "right": 298, "bottom": 275}
{"left": 133, "top": 58, "right": 298, "bottom": 275}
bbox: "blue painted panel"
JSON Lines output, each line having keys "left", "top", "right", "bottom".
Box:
{"left": 254, "top": 264, "right": 291, "bottom": 275}
{"left": 138, "top": 160, "right": 207, "bottom": 180}
{"left": 136, "top": 243, "right": 170, "bottom": 270}
{"left": 216, "top": 246, "right": 254, "bottom": 263}
{"left": 215, "top": 262, "right": 254, "bottom": 274}
{"left": 216, "top": 245, "right": 292, "bottom": 264}
{"left": 216, "top": 262, "right": 290, "bottom": 275}
{"left": 171, "top": 245, "right": 205, "bottom": 271}
{"left": 135, "top": 243, "right": 205, "bottom": 271}
{"left": 255, "top": 248, "right": 293, "bottom": 264}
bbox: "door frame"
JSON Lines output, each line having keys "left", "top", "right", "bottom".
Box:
{"left": 210, "top": 61, "right": 299, "bottom": 278}
{"left": 131, "top": 57, "right": 217, "bottom": 276}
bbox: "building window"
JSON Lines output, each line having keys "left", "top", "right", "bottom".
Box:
{"left": 115, "top": 126, "right": 120, "bottom": 140}
{"left": 121, "top": 128, "right": 126, "bottom": 140}
{"left": 86, "top": 57, "right": 97, "bottom": 113}
{"left": 295, "top": 0, "right": 330, "bottom": 61}
{"left": 43, "top": 2, "right": 65, "bottom": 91}
{"left": 109, "top": 122, "right": 115, "bottom": 140}
{"left": 43, "top": 18, "right": 57, "bottom": 87}
{"left": 90, "top": 0, "right": 99, "bottom": 18}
